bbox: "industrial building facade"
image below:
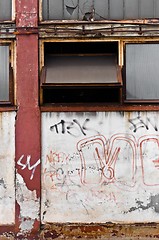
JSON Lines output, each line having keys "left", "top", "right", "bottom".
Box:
{"left": 1, "top": 0, "right": 159, "bottom": 239}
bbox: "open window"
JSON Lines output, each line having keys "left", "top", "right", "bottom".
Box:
{"left": 0, "top": 0, "right": 13, "bottom": 22}
{"left": 124, "top": 43, "right": 159, "bottom": 103}
{"left": 0, "top": 43, "right": 14, "bottom": 105}
{"left": 40, "top": 41, "right": 122, "bottom": 104}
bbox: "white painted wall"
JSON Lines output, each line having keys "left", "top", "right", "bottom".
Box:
{"left": 41, "top": 112, "right": 159, "bottom": 223}
{"left": 0, "top": 112, "right": 15, "bottom": 225}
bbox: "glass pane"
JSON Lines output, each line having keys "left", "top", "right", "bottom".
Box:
{"left": 48, "top": 0, "right": 63, "bottom": 20}
{"left": 140, "top": 0, "right": 155, "bottom": 18}
{"left": 154, "top": 0, "right": 159, "bottom": 18}
{"left": 0, "top": 46, "right": 9, "bottom": 101}
{"left": 94, "top": 0, "right": 109, "bottom": 20}
{"left": 106, "top": 0, "right": 124, "bottom": 20}
{"left": 64, "top": 0, "right": 79, "bottom": 20}
{"left": 42, "top": 0, "right": 158, "bottom": 20}
{"left": 126, "top": 44, "right": 159, "bottom": 100}
{"left": 124, "top": 0, "right": 139, "bottom": 19}
{"left": 42, "top": 0, "right": 49, "bottom": 20}
{"left": 45, "top": 55, "right": 118, "bottom": 84}
{"left": 0, "top": 0, "right": 12, "bottom": 21}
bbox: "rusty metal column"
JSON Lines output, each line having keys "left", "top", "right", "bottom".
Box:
{"left": 15, "top": 0, "right": 40, "bottom": 238}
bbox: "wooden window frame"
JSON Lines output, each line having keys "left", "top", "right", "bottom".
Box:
{"left": 123, "top": 40, "right": 159, "bottom": 104}
{"left": 0, "top": 41, "right": 14, "bottom": 106}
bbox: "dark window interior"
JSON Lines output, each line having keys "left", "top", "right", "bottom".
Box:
{"left": 43, "top": 86, "right": 120, "bottom": 103}
{"left": 44, "top": 42, "right": 118, "bottom": 55}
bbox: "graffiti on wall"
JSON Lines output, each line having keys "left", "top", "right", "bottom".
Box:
{"left": 17, "top": 155, "right": 40, "bottom": 180}
{"left": 41, "top": 112, "right": 159, "bottom": 223}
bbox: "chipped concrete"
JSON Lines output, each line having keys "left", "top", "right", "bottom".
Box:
{"left": 16, "top": 173, "right": 40, "bottom": 234}
{"left": 0, "top": 112, "right": 16, "bottom": 225}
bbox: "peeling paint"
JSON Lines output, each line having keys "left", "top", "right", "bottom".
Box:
{"left": 16, "top": 173, "right": 40, "bottom": 234}
{"left": 0, "top": 112, "right": 16, "bottom": 225}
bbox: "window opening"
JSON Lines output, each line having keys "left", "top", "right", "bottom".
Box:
{"left": 40, "top": 41, "right": 122, "bottom": 104}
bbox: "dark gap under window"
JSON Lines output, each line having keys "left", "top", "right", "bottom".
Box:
{"left": 43, "top": 87, "right": 120, "bottom": 104}
{"left": 44, "top": 42, "right": 118, "bottom": 56}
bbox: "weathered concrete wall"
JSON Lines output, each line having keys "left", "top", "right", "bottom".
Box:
{"left": 0, "top": 112, "right": 16, "bottom": 225}
{"left": 41, "top": 111, "right": 159, "bottom": 223}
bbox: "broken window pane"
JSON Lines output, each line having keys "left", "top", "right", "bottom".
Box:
{"left": 42, "top": 0, "right": 159, "bottom": 20}
{"left": 79, "top": 0, "right": 94, "bottom": 20}
{"left": 64, "top": 0, "right": 79, "bottom": 20}
{"left": 126, "top": 44, "right": 159, "bottom": 100}
{"left": 0, "top": 46, "right": 9, "bottom": 101}
{"left": 0, "top": 0, "right": 12, "bottom": 21}
{"left": 94, "top": 0, "right": 109, "bottom": 20}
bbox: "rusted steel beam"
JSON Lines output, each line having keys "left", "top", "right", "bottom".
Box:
{"left": 39, "top": 18, "right": 159, "bottom": 25}
{"left": 0, "top": 226, "right": 15, "bottom": 239}
{"left": 15, "top": 0, "right": 40, "bottom": 239}
{"left": 16, "top": 0, "right": 38, "bottom": 28}
{"left": 40, "top": 104, "right": 159, "bottom": 112}
{"left": 38, "top": 23, "right": 159, "bottom": 38}
{"left": 40, "top": 223, "right": 159, "bottom": 239}
{"left": 14, "top": 27, "right": 38, "bottom": 35}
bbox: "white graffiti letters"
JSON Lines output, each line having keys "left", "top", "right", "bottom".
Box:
{"left": 17, "top": 155, "right": 40, "bottom": 180}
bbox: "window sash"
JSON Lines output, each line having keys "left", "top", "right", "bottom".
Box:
{"left": 41, "top": 54, "right": 122, "bottom": 86}
{"left": 125, "top": 43, "right": 159, "bottom": 101}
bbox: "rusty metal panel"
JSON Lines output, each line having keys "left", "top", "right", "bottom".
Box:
{"left": 126, "top": 43, "right": 159, "bottom": 100}
{"left": 124, "top": 0, "right": 139, "bottom": 19}
{"left": 0, "top": 112, "right": 15, "bottom": 225}
{"left": 0, "top": 0, "right": 12, "bottom": 21}
{"left": 41, "top": 111, "right": 159, "bottom": 223}
{"left": 0, "top": 46, "right": 9, "bottom": 101}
